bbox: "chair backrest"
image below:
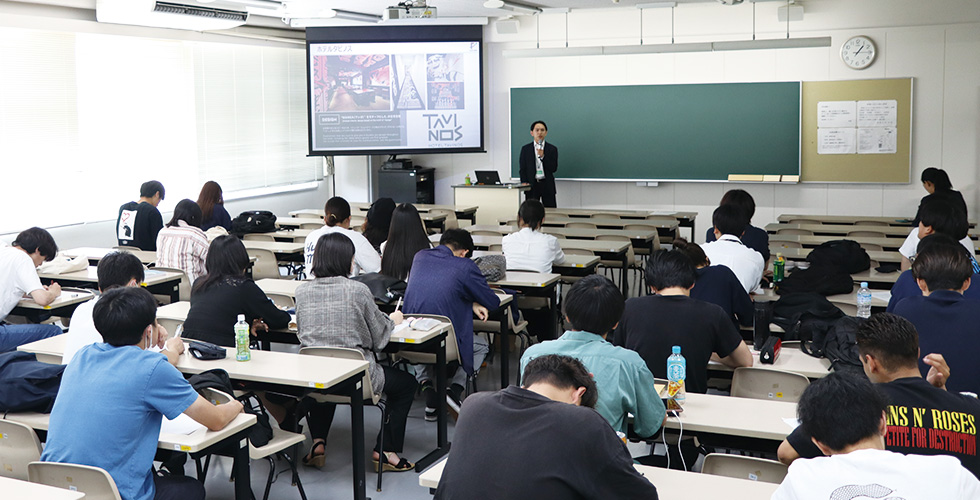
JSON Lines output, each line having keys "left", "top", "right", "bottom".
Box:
{"left": 245, "top": 248, "right": 282, "bottom": 280}
{"left": 565, "top": 222, "right": 597, "bottom": 230}
{"left": 390, "top": 315, "right": 461, "bottom": 371}
{"left": 595, "top": 234, "right": 636, "bottom": 262}
{"left": 243, "top": 233, "right": 275, "bottom": 242}
{"left": 505, "top": 219, "right": 519, "bottom": 227}
{"left": 776, "top": 228, "right": 813, "bottom": 236}
{"left": 563, "top": 248, "right": 594, "bottom": 256}
{"left": 860, "top": 243, "right": 884, "bottom": 252}
{"left": 471, "top": 230, "right": 503, "bottom": 237}
{"left": 29, "top": 462, "right": 123, "bottom": 500}
{"left": 428, "top": 209, "right": 459, "bottom": 231}
{"left": 299, "top": 222, "right": 323, "bottom": 230}
{"left": 157, "top": 317, "right": 185, "bottom": 339}
{"left": 300, "top": 346, "right": 378, "bottom": 403}
{"left": 0, "top": 420, "right": 42, "bottom": 480}
{"left": 591, "top": 213, "right": 621, "bottom": 219}
{"left": 150, "top": 266, "right": 191, "bottom": 302}
{"left": 731, "top": 367, "right": 810, "bottom": 402}
{"left": 772, "top": 241, "right": 803, "bottom": 249}
{"left": 113, "top": 245, "right": 142, "bottom": 252}
{"left": 701, "top": 454, "right": 788, "bottom": 484}
{"left": 853, "top": 220, "right": 888, "bottom": 226}
{"left": 488, "top": 244, "right": 503, "bottom": 252}
{"left": 199, "top": 387, "right": 235, "bottom": 405}
{"left": 847, "top": 230, "right": 886, "bottom": 238}
{"left": 787, "top": 218, "right": 819, "bottom": 225}
{"left": 295, "top": 212, "right": 322, "bottom": 219}
{"left": 266, "top": 292, "right": 295, "bottom": 308}
{"left": 644, "top": 216, "right": 678, "bottom": 225}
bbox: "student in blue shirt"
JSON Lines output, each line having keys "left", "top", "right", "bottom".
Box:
{"left": 404, "top": 229, "right": 500, "bottom": 420}
{"left": 888, "top": 234, "right": 980, "bottom": 313}
{"left": 41, "top": 287, "right": 244, "bottom": 500}
{"left": 520, "top": 274, "right": 666, "bottom": 437}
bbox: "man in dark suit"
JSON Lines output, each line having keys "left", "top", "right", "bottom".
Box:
{"left": 519, "top": 120, "right": 558, "bottom": 207}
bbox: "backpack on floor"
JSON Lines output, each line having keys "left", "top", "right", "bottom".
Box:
{"left": 231, "top": 210, "right": 278, "bottom": 235}
{"left": 0, "top": 351, "right": 65, "bottom": 413}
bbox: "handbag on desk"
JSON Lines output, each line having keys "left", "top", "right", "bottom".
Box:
{"left": 350, "top": 273, "right": 407, "bottom": 305}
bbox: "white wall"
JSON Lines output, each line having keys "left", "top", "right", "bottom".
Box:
{"left": 413, "top": 0, "right": 980, "bottom": 242}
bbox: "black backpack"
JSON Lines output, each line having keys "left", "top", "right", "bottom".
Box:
{"left": 801, "top": 316, "right": 865, "bottom": 373}
{"left": 771, "top": 293, "right": 845, "bottom": 341}
{"left": 776, "top": 264, "right": 854, "bottom": 296}
{"left": 188, "top": 369, "right": 273, "bottom": 447}
{"left": 231, "top": 210, "right": 278, "bottom": 236}
{"left": 806, "top": 239, "right": 871, "bottom": 274}
{"left": 0, "top": 351, "right": 65, "bottom": 413}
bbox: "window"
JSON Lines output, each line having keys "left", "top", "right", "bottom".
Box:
{"left": 0, "top": 27, "right": 319, "bottom": 235}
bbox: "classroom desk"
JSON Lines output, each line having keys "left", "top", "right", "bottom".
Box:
{"left": 708, "top": 343, "right": 832, "bottom": 379}
{"left": 664, "top": 392, "right": 797, "bottom": 444}
{"left": 772, "top": 245, "right": 902, "bottom": 265}
{"left": 468, "top": 224, "right": 658, "bottom": 255}
{"left": 419, "top": 460, "right": 778, "bottom": 499}
{"left": 768, "top": 223, "right": 980, "bottom": 240}
{"left": 289, "top": 208, "right": 448, "bottom": 232}
{"left": 275, "top": 216, "right": 319, "bottom": 229}
{"left": 38, "top": 267, "right": 182, "bottom": 303}
{"left": 470, "top": 251, "right": 600, "bottom": 279}
{"left": 850, "top": 268, "right": 902, "bottom": 286}
{"left": 491, "top": 271, "right": 561, "bottom": 385}
{"left": 18, "top": 335, "right": 372, "bottom": 500}
{"left": 0, "top": 475, "right": 87, "bottom": 499}
{"left": 546, "top": 208, "right": 699, "bottom": 237}
{"left": 12, "top": 288, "right": 94, "bottom": 319}
{"left": 241, "top": 241, "right": 305, "bottom": 266}
{"left": 777, "top": 214, "right": 916, "bottom": 226}
{"left": 516, "top": 215, "right": 679, "bottom": 232}
{"left": 350, "top": 202, "right": 479, "bottom": 224}
{"left": 770, "top": 233, "right": 905, "bottom": 251}
{"left": 63, "top": 246, "right": 157, "bottom": 265}
{"left": 756, "top": 287, "right": 890, "bottom": 309}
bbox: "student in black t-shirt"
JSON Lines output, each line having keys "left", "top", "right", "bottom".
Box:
{"left": 612, "top": 249, "right": 752, "bottom": 393}
{"left": 777, "top": 313, "right": 980, "bottom": 478}
{"left": 673, "top": 237, "right": 753, "bottom": 328}
{"left": 116, "top": 180, "right": 165, "bottom": 251}
{"left": 435, "top": 354, "right": 659, "bottom": 499}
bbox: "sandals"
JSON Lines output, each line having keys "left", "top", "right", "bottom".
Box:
{"left": 303, "top": 441, "right": 326, "bottom": 469}
{"left": 373, "top": 452, "right": 414, "bottom": 472}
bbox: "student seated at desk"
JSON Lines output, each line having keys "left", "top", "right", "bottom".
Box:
{"left": 360, "top": 197, "right": 395, "bottom": 254}
{"left": 520, "top": 274, "right": 665, "bottom": 437}
{"left": 772, "top": 371, "right": 980, "bottom": 500}
{"left": 673, "top": 238, "right": 752, "bottom": 328}
{"left": 777, "top": 313, "right": 980, "bottom": 478}
{"left": 435, "top": 355, "right": 659, "bottom": 500}
{"left": 404, "top": 229, "right": 499, "bottom": 421}
{"left": 41, "top": 287, "right": 244, "bottom": 500}
{"left": 0, "top": 227, "right": 63, "bottom": 352}
{"left": 182, "top": 235, "right": 290, "bottom": 347}
{"left": 701, "top": 204, "right": 765, "bottom": 294}
{"left": 196, "top": 181, "right": 232, "bottom": 232}
{"left": 502, "top": 199, "right": 565, "bottom": 274}
{"left": 897, "top": 197, "right": 975, "bottom": 272}
{"left": 117, "top": 180, "right": 165, "bottom": 251}
{"left": 913, "top": 167, "right": 968, "bottom": 226}
{"left": 704, "top": 189, "right": 770, "bottom": 263}
{"left": 155, "top": 199, "right": 209, "bottom": 284}
{"left": 379, "top": 203, "right": 431, "bottom": 281}
{"left": 612, "top": 249, "right": 752, "bottom": 394}
{"left": 295, "top": 233, "right": 416, "bottom": 472}
{"left": 888, "top": 234, "right": 980, "bottom": 312}
{"left": 892, "top": 239, "right": 980, "bottom": 395}
{"left": 62, "top": 252, "right": 182, "bottom": 366}
{"left": 304, "top": 197, "right": 381, "bottom": 277}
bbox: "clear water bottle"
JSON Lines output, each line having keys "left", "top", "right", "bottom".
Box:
{"left": 235, "top": 314, "right": 251, "bottom": 362}
{"left": 666, "top": 346, "right": 686, "bottom": 407}
{"left": 856, "top": 282, "right": 872, "bottom": 319}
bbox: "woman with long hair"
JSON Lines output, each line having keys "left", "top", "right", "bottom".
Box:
{"left": 296, "top": 233, "right": 416, "bottom": 471}
{"left": 182, "top": 235, "right": 290, "bottom": 346}
{"left": 361, "top": 197, "right": 396, "bottom": 253}
{"left": 197, "top": 181, "right": 233, "bottom": 231}
{"left": 155, "top": 199, "right": 209, "bottom": 283}
{"left": 380, "top": 203, "right": 431, "bottom": 280}
{"left": 915, "top": 167, "right": 967, "bottom": 223}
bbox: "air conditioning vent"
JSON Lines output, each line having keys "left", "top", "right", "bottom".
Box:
{"left": 153, "top": 2, "right": 249, "bottom": 22}
{"left": 97, "top": 0, "right": 249, "bottom": 31}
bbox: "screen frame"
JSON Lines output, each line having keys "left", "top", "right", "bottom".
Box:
{"left": 305, "top": 25, "right": 486, "bottom": 157}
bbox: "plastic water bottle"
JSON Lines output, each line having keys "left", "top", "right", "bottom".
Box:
{"left": 235, "top": 314, "right": 251, "bottom": 362}
{"left": 666, "top": 346, "right": 686, "bottom": 407}
{"left": 773, "top": 253, "right": 785, "bottom": 283}
{"left": 856, "top": 282, "right": 872, "bottom": 319}
{"left": 464, "top": 174, "right": 472, "bottom": 186}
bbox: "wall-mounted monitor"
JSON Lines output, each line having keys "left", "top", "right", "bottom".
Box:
{"left": 306, "top": 25, "right": 484, "bottom": 156}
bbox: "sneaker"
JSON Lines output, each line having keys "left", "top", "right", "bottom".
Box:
{"left": 424, "top": 407, "right": 437, "bottom": 422}
{"left": 421, "top": 381, "right": 438, "bottom": 422}
{"left": 446, "top": 384, "right": 464, "bottom": 422}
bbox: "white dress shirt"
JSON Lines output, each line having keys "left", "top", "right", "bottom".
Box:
{"left": 701, "top": 234, "right": 764, "bottom": 294}
{"left": 897, "top": 227, "right": 975, "bottom": 259}
{"left": 304, "top": 225, "right": 381, "bottom": 277}
{"left": 502, "top": 227, "right": 565, "bottom": 274}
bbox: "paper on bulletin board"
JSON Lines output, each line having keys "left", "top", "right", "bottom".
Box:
{"left": 817, "top": 128, "right": 856, "bottom": 154}
{"left": 817, "top": 101, "right": 856, "bottom": 128}
{"left": 857, "top": 100, "right": 897, "bottom": 127}
{"left": 858, "top": 127, "right": 897, "bottom": 154}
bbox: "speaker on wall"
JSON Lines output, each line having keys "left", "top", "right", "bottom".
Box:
{"left": 495, "top": 19, "right": 519, "bottom": 35}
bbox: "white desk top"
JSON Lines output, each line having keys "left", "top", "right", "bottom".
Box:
{"left": 0, "top": 476, "right": 87, "bottom": 499}
{"left": 544, "top": 216, "right": 678, "bottom": 230}
{"left": 63, "top": 246, "right": 157, "bottom": 264}
{"left": 430, "top": 234, "right": 630, "bottom": 254}
{"left": 419, "top": 459, "right": 777, "bottom": 498}
{"left": 17, "top": 289, "right": 94, "bottom": 311}
{"left": 156, "top": 301, "right": 191, "bottom": 320}
{"left": 242, "top": 240, "right": 304, "bottom": 254}
{"left": 756, "top": 287, "right": 889, "bottom": 308}
{"left": 350, "top": 202, "right": 478, "bottom": 214}
{"left": 664, "top": 392, "right": 797, "bottom": 441}
{"left": 708, "top": 344, "right": 832, "bottom": 379}
{"left": 547, "top": 207, "right": 698, "bottom": 220}
{"left": 468, "top": 225, "right": 658, "bottom": 240}
{"left": 470, "top": 251, "right": 600, "bottom": 270}
{"left": 38, "top": 267, "right": 182, "bottom": 287}
{"left": 289, "top": 208, "right": 446, "bottom": 223}
{"left": 255, "top": 278, "right": 302, "bottom": 297}
{"left": 494, "top": 271, "right": 561, "bottom": 288}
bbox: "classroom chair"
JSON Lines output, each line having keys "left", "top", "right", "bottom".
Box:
{"left": 596, "top": 235, "right": 643, "bottom": 297}
{"left": 201, "top": 388, "right": 308, "bottom": 500}
{"left": 772, "top": 241, "right": 803, "bottom": 249}
{"left": 591, "top": 213, "right": 622, "bottom": 219}
{"left": 298, "top": 222, "right": 323, "bottom": 230}
{"left": 701, "top": 454, "right": 788, "bottom": 484}
{"left": 624, "top": 224, "right": 661, "bottom": 263}
{"left": 488, "top": 244, "right": 503, "bottom": 252}
{"left": 853, "top": 220, "right": 889, "bottom": 226}
{"left": 156, "top": 316, "right": 185, "bottom": 339}
{"left": 731, "top": 367, "right": 810, "bottom": 403}
{"left": 295, "top": 213, "right": 321, "bottom": 219}
{"left": 505, "top": 219, "right": 519, "bottom": 227}
{"left": 474, "top": 303, "right": 532, "bottom": 360}
{"left": 150, "top": 267, "right": 191, "bottom": 302}
{"left": 113, "top": 245, "right": 143, "bottom": 252}
{"left": 427, "top": 209, "right": 459, "bottom": 231}
{"left": 471, "top": 230, "right": 504, "bottom": 237}
{"left": 29, "top": 461, "right": 122, "bottom": 500}
{"left": 389, "top": 315, "right": 478, "bottom": 394}
{"left": 565, "top": 222, "right": 597, "bottom": 230}
{"left": 266, "top": 293, "right": 295, "bottom": 309}
{"left": 243, "top": 233, "right": 276, "bottom": 242}
{"left": 847, "top": 230, "right": 886, "bottom": 238}
{"left": 0, "top": 420, "right": 42, "bottom": 480}
{"left": 776, "top": 228, "right": 813, "bottom": 236}
{"left": 860, "top": 243, "right": 884, "bottom": 252}
{"left": 299, "top": 347, "right": 389, "bottom": 492}
{"left": 246, "top": 248, "right": 283, "bottom": 280}
{"left": 787, "top": 219, "right": 820, "bottom": 225}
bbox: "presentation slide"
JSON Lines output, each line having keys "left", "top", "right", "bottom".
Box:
{"left": 309, "top": 41, "right": 482, "bottom": 153}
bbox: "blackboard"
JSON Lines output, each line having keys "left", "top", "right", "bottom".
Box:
{"left": 510, "top": 82, "right": 801, "bottom": 181}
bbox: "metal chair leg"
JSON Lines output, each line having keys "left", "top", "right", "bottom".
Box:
{"left": 263, "top": 456, "right": 275, "bottom": 500}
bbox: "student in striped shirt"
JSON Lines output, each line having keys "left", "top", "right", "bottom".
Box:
{"left": 156, "top": 199, "right": 209, "bottom": 283}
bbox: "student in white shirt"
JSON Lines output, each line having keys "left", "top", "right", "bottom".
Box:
{"left": 701, "top": 204, "right": 764, "bottom": 294}
{"left": 502, "top": 199, "right": 565, "bottom": 274}
{"left": 304, "top": 197, "right": 381, "bottom": 277}
{"left": 898, "top": 198, "right": 976, "bottom": 271}
{"left": 0, "top": 227, "right": 63, "bottom": 352}
{"left": 62, "top": 252, "right": 177, "bottom": 366}
{"left": 155, "top": 199, "right": 210, "bottom": 284}
{"left": 772, "top": 371, "right": 980, "bottom": 500}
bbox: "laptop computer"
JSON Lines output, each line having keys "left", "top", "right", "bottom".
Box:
{"left": 474, "top": 170, "right": 502, "bottom": 185}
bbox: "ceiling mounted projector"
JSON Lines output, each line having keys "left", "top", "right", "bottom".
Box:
{"left": 717, "top": 0, "right": 744, "bottom": 4}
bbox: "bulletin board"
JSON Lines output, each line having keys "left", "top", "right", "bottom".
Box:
{"left": 800, "top": 78, "right": 913, "bottom": 183}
